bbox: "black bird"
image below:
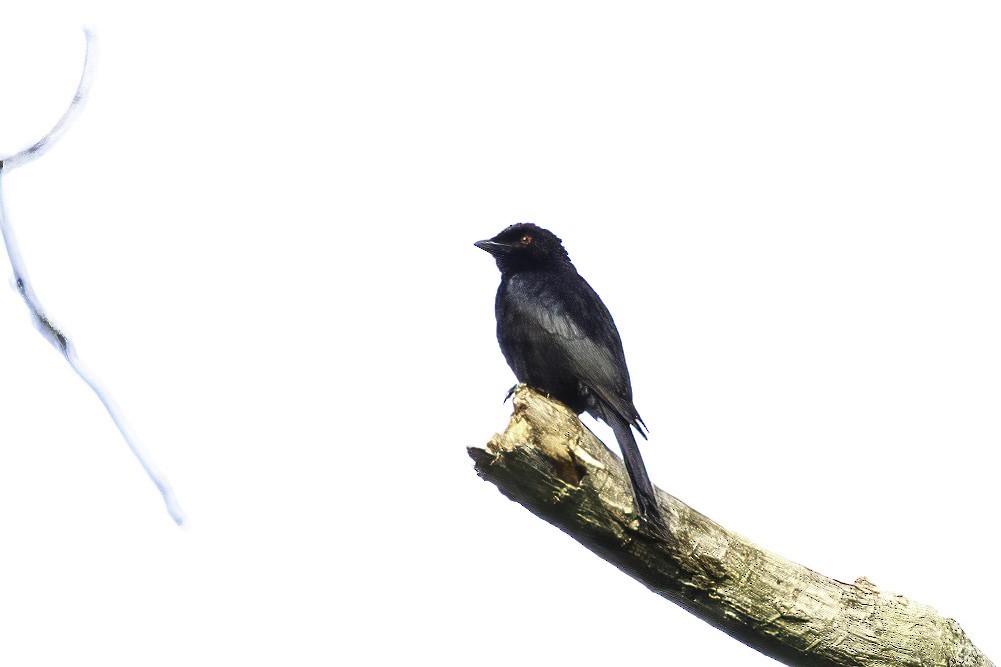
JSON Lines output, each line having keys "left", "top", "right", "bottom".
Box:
{"left": 476, "top": 223, "right": 663, "bottom": 527}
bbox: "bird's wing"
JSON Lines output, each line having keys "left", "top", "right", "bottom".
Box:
{"left": 529, "top": 281, "right": 644, "bottom": 431}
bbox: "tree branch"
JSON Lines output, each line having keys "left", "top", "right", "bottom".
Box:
{"left": 469, "top": 385, "right": 993, "bottom": 667}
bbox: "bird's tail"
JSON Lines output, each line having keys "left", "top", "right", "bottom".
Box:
{"left": 608, "top": 412, "right": 665, "bottom": 529}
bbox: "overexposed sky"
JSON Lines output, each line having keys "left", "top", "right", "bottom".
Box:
{"left": 1, "top": 3, "right": 998, "bottom": 665}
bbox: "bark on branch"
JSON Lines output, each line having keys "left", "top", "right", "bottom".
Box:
{"left": 468, "top": 386, "right": 993, "bottom": 667}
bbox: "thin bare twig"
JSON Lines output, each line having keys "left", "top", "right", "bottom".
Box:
{"left": 0, "top": 29, "right": 185, "bottom": 525}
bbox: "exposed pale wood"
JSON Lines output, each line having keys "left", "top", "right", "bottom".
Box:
{"left": 469, "top": 385, "right": 993, "bottom": 667}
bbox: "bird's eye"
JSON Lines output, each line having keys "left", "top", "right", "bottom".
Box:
{"left": 520, "top": 235, "right": 532, "bottom": 246}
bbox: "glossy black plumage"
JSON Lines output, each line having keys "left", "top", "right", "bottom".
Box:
{"left": 476, "top": 223, "right": 662, "bottom": 526}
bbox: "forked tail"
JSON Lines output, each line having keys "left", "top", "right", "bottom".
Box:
{"left": 608, "top": 412, "right": 665, "bottom": 530}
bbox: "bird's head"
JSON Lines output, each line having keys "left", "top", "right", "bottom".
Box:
{"left": 475, "top": 223, "right": 571, "bottom": 273}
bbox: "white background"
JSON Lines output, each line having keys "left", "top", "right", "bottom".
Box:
{"left": 1, "top": 3, "right": 998, "bottom": 665}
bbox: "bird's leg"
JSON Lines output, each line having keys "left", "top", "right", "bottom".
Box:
{"left": 505, "top": 383, "right": 555, "bottom": 403}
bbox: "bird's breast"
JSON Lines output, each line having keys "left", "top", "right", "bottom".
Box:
{"left": 495, "top": 273, "right": 589, "bottom": 412}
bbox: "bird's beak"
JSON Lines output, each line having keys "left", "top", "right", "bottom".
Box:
{"left": 474, "top": 239, "right": 511, "bottom": 256}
